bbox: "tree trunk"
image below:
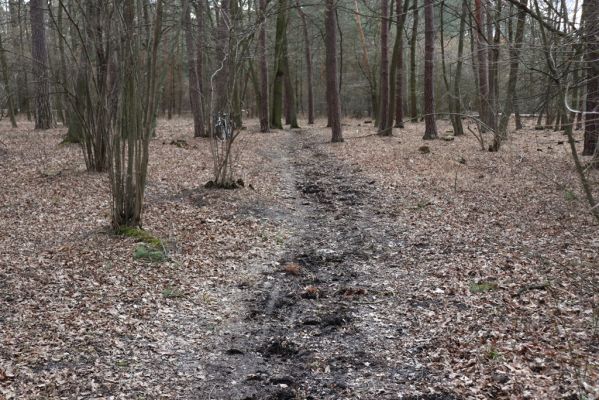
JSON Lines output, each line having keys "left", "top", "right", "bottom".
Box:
{"left": 183, "top": 0, "right": 206, "bottom": 137}
{"left": 296, "top": 0, "right": 314, "bottom": 124}
{"left": 0, "top": 30, "right": 17, "bottom": 128}
{"left": 474, "top": 0, "right": 490, "bottom": 130}
{"left": 582, "top": 0, "right": 599, "bottom": 156}
{"left": 451, "top": 0, "right": 467, "bottom": 136}
{"left": 353, "top": 0, "right": 378, "bottom": 120}
{"left": 515, "top": 99, "right": 523, "bottom": 129}
{"left": 422, "top": 0, "right": 438, "bottom": 139}
{"left": 378, "top": 0, "right": 390, "bottom": 134}
{"left": 110, "top": 0, "right": 164, "bottom": 228}
{"left": 283, "top": 34, "right": 299, "bottom": 128}
{"left": 409, "top": 0, "right": 419, "bottom": 122}
{"left": 271, "top": 0, "right": 287, "bottom": 129}
{"left": 57, "top": 1, "right": 68, "bottom": 127}
{"left": 492, "top": 0, "right": 526, "bottom": 150}
{"left": 325, "top": 0, "right": 343, "bottom": 142}
{"left": 388, "top": 0, "right": 409, "bottom": 130}
{"left": 258, "top": 0, "right": 269, "bottom": 131}
{"left": 486, "top": 0, "right": 499, "bottom": 132}
{"left": 30, "top": 0, "right": 54, "bottom": 129}
{"left": 214, "top": 0, "right": 231, "bottom": 115}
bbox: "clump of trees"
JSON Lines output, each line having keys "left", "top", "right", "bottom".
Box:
{"left": 1, "top": 0, "right": 598, "bottom": 222}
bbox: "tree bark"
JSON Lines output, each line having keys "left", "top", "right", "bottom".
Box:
{"left": 183, "top": 0, "right": 206, "bottom": 137}
{"left": 353, "top": 0, "right": 378, "bottom": 121}
{"left": 214, "top": 0, "right": 231, "bottom": 115}
{"left": 325, "top": 0, "right": 343, "bottom": 142}
{"left": 378, "top": 0, "right": 390, "bottom": 134}
{"left": 296, "top": 0, "right": 314, "bottom": 124}
{"left": 582, "top": 0, "right": 599, "bottom": 156}
{"left": 271, "top": 0, "right": 287, "bottom": 129}
{"left": 451, "top": 0, "right": 467, "bottom": 136}
{"left": 474, "top": 0, "right": 490, "bottom": 130}
{"left": 30, "top": 0, "right": 54, "bottom": 129}
{"left": 282, "top": 30, "right": 299, "bottom": 128}
{"left": 422, "top": 0, "right": 438, "bottom": 139}
{"left": 493, "top": 0, "right": 526, "bottom": 150}
{"left": 258, "top": 0, "right": 269, "bottom": 131}
{"left": 388, "top": 0, "right": 409, "bottom": 130}
{"left": 409, "top": 0, "right": 419, "bottom": 122}
{"left": 0, "top": 30, "right": 17, "bottom": 128}
{"left": 486, "top": 0, "right": 499, "bottom": 132}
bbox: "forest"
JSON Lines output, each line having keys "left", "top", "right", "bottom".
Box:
{"left": 0, "top": 0, "right": 597, "bottom": 398}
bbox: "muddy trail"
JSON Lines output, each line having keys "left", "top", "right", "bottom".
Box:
{"left": 194, "top": 131, "right": 459, "bottom": 400}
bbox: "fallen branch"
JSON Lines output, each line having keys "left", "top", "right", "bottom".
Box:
{"left": 515, "top": 282, "right": 550, "bottom": 297}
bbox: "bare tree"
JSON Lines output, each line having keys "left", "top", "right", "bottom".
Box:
{"left": 378, "top": 0, "right": 391, "bottom": 135}
{"left": 492, "top": 0, "right": 527, "bottom": 151}
{"left": 474, "top": 0, "right": 490, "bottom": 131}
{"left": 582, "top": 0, "right": 599, "bottom": 156}
{"left": 296, "top": 0, "right": 315, "bottom": 125}
{"left": 183, "top": 0, "right": 206, "bottom": 138}
{"left": 30, "top": 0, "right": 54, "bottom": 129}
{"left": 0, "top": 29, "right": 17, "bottom": 128}
{"left": 326, "top": 0, "right": 343, "bottom": 142}
{"left": 109, "top": 0, "right": 164, "bottom": 228}
{"left": 390, "top": 0, "right": 409, "bottom": 129}
{"left": 353, "top": 0, "right": 378, "bottom": 120}
{"left": 271, "top": 0, "right": 287, "bottom": 129}
{"left": 258, "top": 0, "right": 269, "bottom": 131}
{"left": 422, "top": 0, "right": 437, "bottom": 139}
{"left": 409, "top": 0, "right": 419, "bottom": 122}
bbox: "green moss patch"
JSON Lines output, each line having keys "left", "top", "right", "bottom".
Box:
{"left": 133, "top": 244, "right": 166, "bottom": 262}
{"left": 469, "top": 281, "right": 498, "bottom": 294}
{"left": 116, "top": 226, "right": 163, "bottom": 248}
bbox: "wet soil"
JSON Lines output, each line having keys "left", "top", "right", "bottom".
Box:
{"left": 193, "top": 130, "right": 459, "bottom": 399}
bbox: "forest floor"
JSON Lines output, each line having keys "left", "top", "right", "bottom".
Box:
{"left": 0, "top": 117, "right": 597, "bottom": 400}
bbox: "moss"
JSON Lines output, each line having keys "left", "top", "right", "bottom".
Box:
{"left": 133, "top": 244, "right": 166, "bottom": 262}
{"left": 60, "top": 137, "right": 81, "bottom": 145}
{"left": 469, "top": 281, "right": 498, "bottom": 294}
{"left": 116, "top": 226, "right": 163, "bottom": 248}
{"left": 162, "top": 286, "right": 184, "bottom": 299}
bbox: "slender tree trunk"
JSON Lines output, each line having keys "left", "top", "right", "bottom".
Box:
{"left": 325, "top": 0, "right": 343, "bottom": 142}
{"left": 0, "top": 31, "right": 17, "bottom": 128}
{"left": 440, "top": 1, "right": 451, "bottom": 123}
{"left": 30, "top": 0, "right": 54, "bottom": 129}
{"left": 296, "top": 0, "right": 314, "bottom": 124}
{"left": 258, "top": 0, "right": 269, "bottom": 132}
{"left": 388, "top": 0, "right": 408, "bottom": 130}
{"left": 422, "top": 0, "right": 437, "bottom": 139}
{"left": 16, "top": 0, "right": 31, "bottom": 121}
{"left": 582, "top": 0, "right": 599, "bottom": 155}
{"left": 57, "top": 2, "right": 68, "bottom": 127}
{"left": 353, "top": 0, "right": 378, "bottom": 120}
{"left": 515, "top": 99, "right": 523, "bottom": 129}
{"left": 271, "top": 0, "right": 287, "bottom": 129}
{"left": 379, "top": 0, "right": 390, "bottom": 134}
{"left": 258, "top": 0, "right": 269, "bottom": 131}
{"left": 409, "top": 0, "right": 419, "bottom": 122}
{"left": 283, "top": 34, "right": 299, "bottom": 128}
{"left": 474, "top": 0, "right": 490, "bottom": 130}
{"left": 451, "top": 0, "right": 467, "bottom": 136}
{"left": 492, "top": 0, "right": 526, "bottom": 150}
{"left": 486, "top": 0, "right": 499, "bottom": 132}
{"left": 183, "top": 0, "right": 206, "bottom": 137}
{"left": 214, "top": 0, "right": 231, "bottom": 115}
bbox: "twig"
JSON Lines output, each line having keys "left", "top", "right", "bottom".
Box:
{"left": 514, "top": 282, "right": 550, "bottom": 297}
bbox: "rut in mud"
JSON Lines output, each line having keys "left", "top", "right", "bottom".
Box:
{"left": 195, "top": 132, "right": 458, "bottom": 400}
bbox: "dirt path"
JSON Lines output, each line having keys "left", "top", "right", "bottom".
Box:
{"left": 190, "top": 130, "right": 457, "bottom": 399}
{"left": 3, "top": 121, "right": 595, "bottom": 399}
